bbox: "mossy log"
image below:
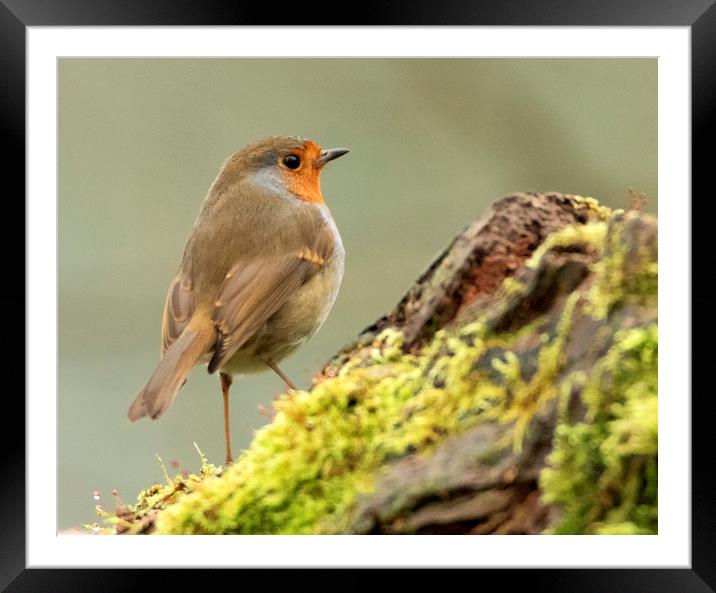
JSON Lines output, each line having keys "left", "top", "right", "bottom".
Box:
{"left": 95, "top": 192, "right": 657, "bottom": 535}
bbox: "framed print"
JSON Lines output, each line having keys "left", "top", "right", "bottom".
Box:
{"left": 7, "top": 0, "right": 712, "bottom": 590}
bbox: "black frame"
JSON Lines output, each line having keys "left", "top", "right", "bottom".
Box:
{"left": 6, "top": 0, "right": 710, "bottom": 590}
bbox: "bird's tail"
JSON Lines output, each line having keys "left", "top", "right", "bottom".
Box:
{"left": 128, "top": 320, "right": 215, "bottom": 421}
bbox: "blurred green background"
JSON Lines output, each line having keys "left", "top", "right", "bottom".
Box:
{"left": 58, "top": 58, "right": 657, "bottom": 530}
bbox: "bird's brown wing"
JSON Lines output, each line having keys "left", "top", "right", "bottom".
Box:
{"left": 207, "top": 224, "right": 335, "bottom": 374}
{"left": 161, "top": 272, "right": 195, "bottom": 354}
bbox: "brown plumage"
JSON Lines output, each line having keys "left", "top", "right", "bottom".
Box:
{"left": 128, "top": 136, "right": 348, "bottom": 462}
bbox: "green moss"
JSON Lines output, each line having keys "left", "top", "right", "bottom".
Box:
{"left": 587, "top": 212, "right": 657, "bottom": 319}
{"left": 563, "top": 194, "right": 614, "bottom": 221}
{"left": 103, "top": 199, "right": 657, "bottom": 535}
{"left": 153, "top": 326, "right": 498, "bottom": 534}
{"left": 536, "top": 209, "right": 658, "bottom": 534}
{"left": 499, "top": 291, "right": 580, "bottom": 450}
{"left": 87, "top": 443, "right": 220, "bottom": 534}
{"left": 539, "top": 325, "right": 658, "bottom": 534}
{"left": 500, "top": 276, "right": 525, "bottom": 297}
{"left": 150, "top": 300, "right": 597, "bottom": 534}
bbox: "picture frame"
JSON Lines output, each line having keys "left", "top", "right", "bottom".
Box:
{"left": 7, "top": 0, "right": 710, "bottom": 589}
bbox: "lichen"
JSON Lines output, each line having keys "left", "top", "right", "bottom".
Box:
{"left": 101, "top": 198, "right": 657, "bottom": 535}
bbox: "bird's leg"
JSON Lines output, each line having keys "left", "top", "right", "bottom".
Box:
{"left": 264, "top": 359, "right": 298, "bottom": 391}
{"left": 220, "top": 372, "right": 233, "bottom": 465}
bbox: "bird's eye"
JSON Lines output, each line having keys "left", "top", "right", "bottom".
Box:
{"left": 282, "top": 154, "right": 301, "bottom": 170}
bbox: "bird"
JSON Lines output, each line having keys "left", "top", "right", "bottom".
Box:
{"left": 128, "top": 136, "right": 348, "bottom": 464}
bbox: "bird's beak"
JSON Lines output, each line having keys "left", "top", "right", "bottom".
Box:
{"left": 315, "top": 147, "right": 349, "bottom": 167}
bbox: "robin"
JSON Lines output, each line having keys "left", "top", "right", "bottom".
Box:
{"left": 128, "top": 136, "right": 348, "bottom": 464}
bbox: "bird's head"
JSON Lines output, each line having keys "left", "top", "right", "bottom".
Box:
{"left": 222, "top": 136, "right": 349, "bottom": 204}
